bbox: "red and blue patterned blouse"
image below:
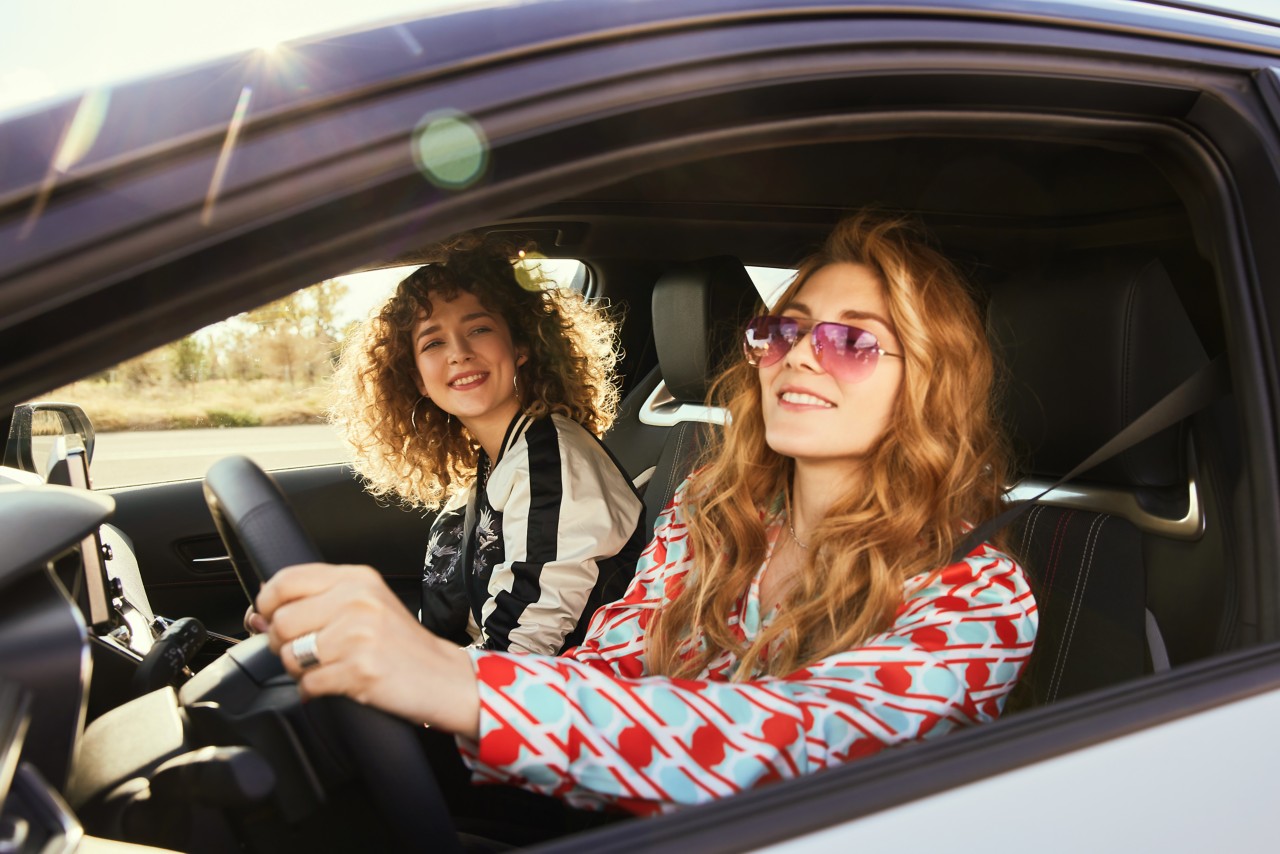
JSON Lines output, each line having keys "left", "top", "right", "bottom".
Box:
{"left": 457, "top": 477, "right": 1038, "bottom": 815}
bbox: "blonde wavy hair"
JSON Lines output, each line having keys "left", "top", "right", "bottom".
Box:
{"left": 330, "top": 236, "right": 621, "bottom": 509}
{"left": 648, "top": 212, "right": 1011, "bottom": 680}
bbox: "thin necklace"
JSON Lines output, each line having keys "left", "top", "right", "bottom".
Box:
{"left": 784, "top": 486, "right": 810, "bottom": 550}
{"left": 788, "top": 519, "right": 810, "bottom": 550}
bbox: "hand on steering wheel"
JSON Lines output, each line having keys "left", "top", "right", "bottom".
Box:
{"left": 203, "top": 455, "right": 462, "bottom": 854}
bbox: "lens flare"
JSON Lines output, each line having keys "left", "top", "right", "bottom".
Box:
{"left": 202, "top": 85, "right": 254, "bottom": 226}
{"left": 394, "top": 25, "right": 424, "bottom": 57}
{"left": 53, "top": 88, "right": 110, "bottom": 173}
{"left": 20, "top": 86, "right": 111, "bottom": 239}
{"left": 411, "top": 109, "right": 489, "bottom": 190}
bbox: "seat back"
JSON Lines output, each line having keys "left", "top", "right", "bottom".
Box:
{"left": 1008, "top": 507, "right": 1146, "bottom": 707}
{"left": 989, "top": 251, "right": 1208, "bottom": 708}
{"left": 605, "top": 257, "right": 758, "bottom": 533}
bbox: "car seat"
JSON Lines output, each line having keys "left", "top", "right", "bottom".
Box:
{"left": 605, "top": 256, "right": 759, "bottom": 533}
{"left": 987, "top": 250, "right": 1220, "bottom": 708}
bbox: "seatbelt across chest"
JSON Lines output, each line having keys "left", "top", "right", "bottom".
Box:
{"left": 949, "top": 355, "right": 1232, "bottom": 564}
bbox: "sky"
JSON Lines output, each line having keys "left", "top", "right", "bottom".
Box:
{"left": 0, "top": 0, "right": 480, "bottom": 117}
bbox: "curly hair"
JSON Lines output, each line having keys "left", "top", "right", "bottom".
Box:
{"left": 330, "top": 236, "right": 621, "bottom": 509}
{"left": 647, "top": 212, "right": 1012, "bottom": 680}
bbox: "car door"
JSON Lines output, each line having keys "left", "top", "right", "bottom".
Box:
{"left": 106, "top": 463, "right": 429, "bottom": 638}
{"left": 6, "top": 0, "right": 1280, "bottom": 849}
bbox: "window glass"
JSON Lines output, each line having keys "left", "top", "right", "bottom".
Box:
{"left": 747, "top": 266, "right": 795, "bottom": 307}
{"left": 38, "top": 259, "right": 588, "bottom": 489}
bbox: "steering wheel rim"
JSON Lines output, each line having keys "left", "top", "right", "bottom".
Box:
{"left": 204, "top": 455, "right": 461, "bottom": 853}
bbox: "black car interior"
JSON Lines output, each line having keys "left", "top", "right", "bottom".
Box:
{"left": 990, "top": 250, "right": 1222, "bottom": 706}
{"left": 0, "top": 51, "right": 1263, "bottom": 852}
{"left": 607, "top": 256, "right": 760, "bottom": 525}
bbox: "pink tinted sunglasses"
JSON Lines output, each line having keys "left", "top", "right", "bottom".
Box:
{"left": 743, "top": 315, "right": 903, "bottom": 383}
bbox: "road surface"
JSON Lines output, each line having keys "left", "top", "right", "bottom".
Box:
{"left": 89, "top": 424, "right": 351, "bottom": 489}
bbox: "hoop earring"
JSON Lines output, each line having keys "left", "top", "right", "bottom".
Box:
{"left": 410, "top": 396, "right": 428, "bottom": 433}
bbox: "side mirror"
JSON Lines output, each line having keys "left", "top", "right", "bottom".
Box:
{"left": 4, "top": 402, "right": 96, "bottom": 475}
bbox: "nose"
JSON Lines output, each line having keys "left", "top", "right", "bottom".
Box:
{"left": 446, "top": 335, "right": 475, "bottom": 363}
{"left": 782, "top": 328, "right": 821, "bottom": 373}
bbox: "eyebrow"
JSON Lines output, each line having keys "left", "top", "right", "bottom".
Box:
{"left": 415, "top": 311, "right": 495, "bottom": 341}
{"left": 782, "top": 301, "right": 895, "bottom": 331}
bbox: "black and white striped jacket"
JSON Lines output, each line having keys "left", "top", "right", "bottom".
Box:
{"left": 420, "top": 412, "right": 646, "bottom": 655}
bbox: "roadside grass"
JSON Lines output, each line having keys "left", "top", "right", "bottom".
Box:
{"left": 39, "top": 379, "right": 331, "bottom": 432}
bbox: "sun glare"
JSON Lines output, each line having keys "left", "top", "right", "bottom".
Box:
{"left": 2, "top": 1, "right": 445, "bottom": 116}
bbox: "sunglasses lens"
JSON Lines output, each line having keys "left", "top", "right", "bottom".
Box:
{"left": 746, "top": 317, "right": 887, "bottom": 383}
{"left": 744, "top": 316, "right": 794, "bottom": 368}
{"left": 812, "top": 323, "right": 881, "bottom": 382}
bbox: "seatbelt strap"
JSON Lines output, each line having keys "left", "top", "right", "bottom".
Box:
{"left": 949, "top": 354, "right": 1231, "bottom": 564}
{"left": 1145, "top": 609, "right": 1172, "bottom": 671}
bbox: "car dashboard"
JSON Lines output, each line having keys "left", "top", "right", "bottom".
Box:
{"left": 0, "top": 444, "right": 238, "bottom": 853}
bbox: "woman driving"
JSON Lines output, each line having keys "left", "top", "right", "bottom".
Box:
{"left": 256, "top": 212, "right": 1038, "bottom": 816}
{"left": 326, "top": 237, "right": 646, "bottom": 656}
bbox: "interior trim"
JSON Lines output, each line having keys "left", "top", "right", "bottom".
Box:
{"left": 12, "top": 763, "right": 83, "bottom": 852}
{"left": 1005, "top": 445, "right": 1205, "bottom": 540}
{"left": 639, "top": 381, "right": 728, "bottom": 427}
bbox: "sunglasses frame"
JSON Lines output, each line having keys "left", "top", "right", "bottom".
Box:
{"left": 743, "top": 314, "right": 904, "bottom": 382}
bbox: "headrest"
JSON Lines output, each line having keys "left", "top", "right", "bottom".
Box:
{"left": 651, "top": 257, "right": 759, "bottom": 403}
{"left": 988, "top": 252, "right": 1208, "bottom": 488}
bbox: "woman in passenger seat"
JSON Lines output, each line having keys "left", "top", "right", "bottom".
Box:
{"left": 327, "top": 236, "right": 646, "bottom": 656}
{"left": 256, "top": 212, "right": 1038, "bottom": 816}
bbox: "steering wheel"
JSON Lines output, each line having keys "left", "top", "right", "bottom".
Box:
{"left": 203, "top": 455, "right": 461, "bottom": 854}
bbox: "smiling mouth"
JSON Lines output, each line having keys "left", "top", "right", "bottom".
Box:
{"left": 449, "top": 372, "right": 489, "bottom": 389}
{"left": 779, "top": 391, "right": 835, "bottom": 408}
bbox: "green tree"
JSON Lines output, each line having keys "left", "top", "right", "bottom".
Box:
{"left": 169, "top": 336, "right": 205, "bottom": 386}
{"left": 243, "top": 293, "right": 307, "bottom": 383}
{"left": 238, "top": 280, "right": 350, "bottom": 384}
{"left": 309, "top": 278, "right": 348, "bottom": 341}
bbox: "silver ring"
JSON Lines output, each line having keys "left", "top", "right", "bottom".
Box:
{"left": 291, "top": 631, "right": 322, "bottom": 670}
